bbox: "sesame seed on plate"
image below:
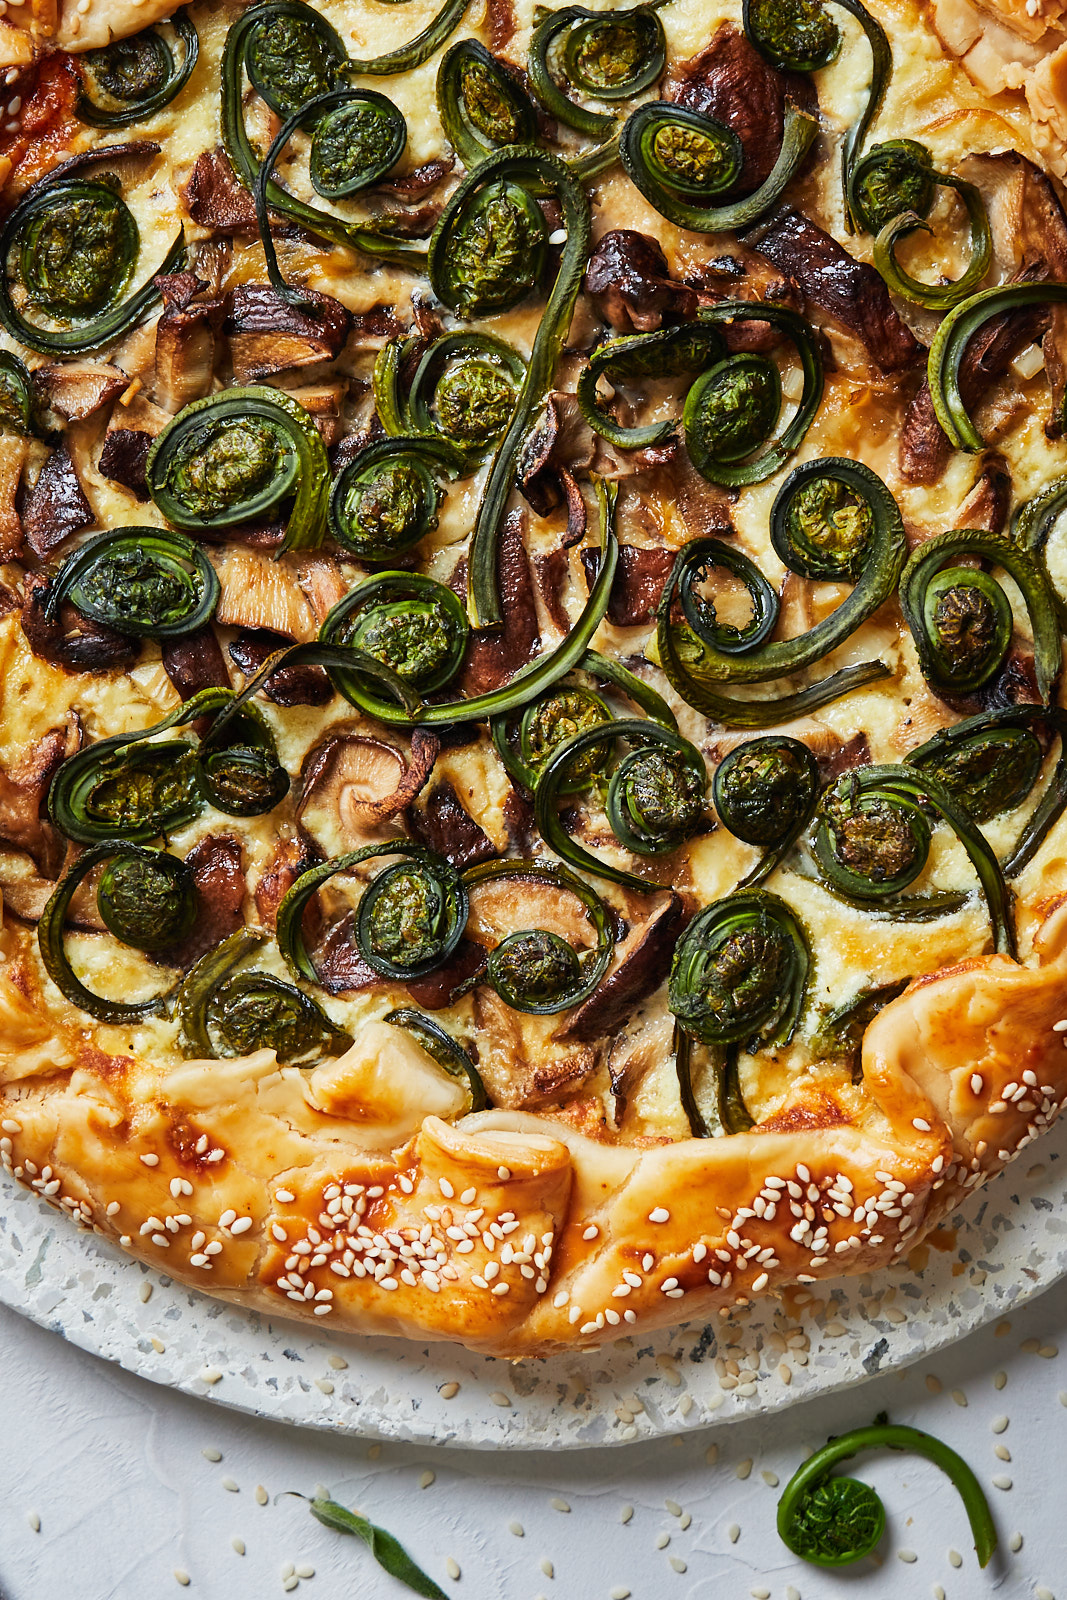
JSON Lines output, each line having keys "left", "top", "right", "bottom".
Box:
{"left": 419, "top": 1470, "right": 435, "bottom": 1489}
{"left": 255, "top": 1486, "right": 268, "bottom": 1506}
{"left": 992, "top": 1415, "right": 1009, "bottom": 1433}
{"left": 912, "top": 1118, "right": 931, "bottom": 1132}
{"left": 231, "top": 1539, "right": 245, "bottom": 1556}
{"left": 669, "top": 1556, "right": 687, "bottom": 1574}
{"left": 174, "top": 1572, "right": 190, "bottom": 1587}
{"left": 948, "top": 1548, "right": 962, "bottom": 1567}
{"left": 897, "top": 1548, "right": 918, "bottom": 1562}
{"left": 1010, "top": 1532, "right": 1023, "bottom": 1552}
{"left": 611, "top": 1589, "right": 631, "bottom": 1599}
{"left": 551, "top": 1497, "right": 571, "bottom": 1512}
{"left": 992, "top": 1475, "right": 1012, "bottom": 1490}
{"left": 295, "top": 1568, "right": 314, "bottom": 1581}
{"left": 727, "top": 1523, "right": 740, "bottom": 1543}
{"left": 736, "top": 1458, "right": 753, "bottom": 1480}
{"left": 540, "top": 1558, "right": 554, "bottom": 1577}
{"left": 26, "top": 1511, "right": 40, "bottom": 1532}
{"left": 620, "top": 1504, "right": 634, "bottom": 1523}
{"left": 445, "top": 1558, "right": 461, "bottom": 1580}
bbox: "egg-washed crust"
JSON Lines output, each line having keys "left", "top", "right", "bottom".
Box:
{"left": 3, "top": 0, "right": 1067, "bottom": 1358}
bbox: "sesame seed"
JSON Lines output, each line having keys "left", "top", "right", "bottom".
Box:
{"left": 620, "top": 1504, "right": 634, "bottom": 1523}
{"left": 490, "top": 1391, "right": 511, "bottom": 1407}
{"left": 231, "top": 1539, "right": 245, "bottom": 1556}
{"left": 221, "top": 1478, "right": 239, "bottom": 1493}
{"left": 992, "top": 1415, "right": 1009, "bottom": 1433}
{"left": 664, "top": 1498, "right": 683, "bottom": 1516}
{"left": 583, "top": 1224, "right": 599, "bottom": 1240}
{"left": 551, "top": 1497, "right": 571, "bottom": 1512}
{"left": 736, "top": 1458, "right": 753, "bottom": 1480}
{"left": 296, "top": 1566, "right": 314, "bottom": 1580}
{"left": 727, "top": 1523, "right": 740, "bottom": 1543}
{"left": 995, "top": 1444, "right": 1010, "bottom": 1462}
{"left": 202, "top": 1447, "right": 222, "bottom": 1463}
{"left": 445, "top": 1558, "right": 461, "bottom": 1580}
{"left": 760, "top": 1471, "right": 779, "bottom": 1487}
{"left": 141, "top": 1153, "right": 159, "bottom": 1167}
{"left": 1036, "top": 1589, "right": 1055, "bottom": 1600}
{"left": 995, "top": 1371, "right": 1008, "bottom": 1389}
{"left": 648, "top": 1208, "right": 670, "bottom": 1223}
{"left": 255, "top": 1486, "right": 268, "bottom": 1506}
{"left": 439, "top": 1381, "right": 460, "bottom": 1398}
{"left": 948, "top": 1547, "right": 962, "bottom": 1567}
{"left": 200, "top": 1368, "right": 223, "bottom": 1385}
{"left": 611, "top": 1589, "right": 631, "bottom": 1599}
{"left": 230, "top": 1217, "right": 253, "bottom": 1235}
{"left": 419, "top": 1470, "right": 435, "bottom": 1489}
{"left": 275, "top": 1190, "right": 295, "bottom": 1204}
{"left": 540, "top": 1558, "right": 554, "bottom": 1577}
{"left": 439, "top": 1178, "right": 455, "bottom": 1199}
{"left": 548, "top": 228, "right": 567, "bottom": 244}
{"left": 1, "top": 1118, "right": 21, "bottom": 1134}
{"left": 750, "top": 1590, "right": 770, "bottom": 1600}
{"left": 1010, "top": 1532, "right": 1023, "bottom": 1552}
{"left": 897, "top": 1548, "right": 918, "bottom": 1562}
{"left": 992, "top": 1475, "right": 1012, "bottom": 1490}
{"left": 912, "top": 1118, "right": 931, "bottom": 1132}
{"left": 669, "top": 1556, "right": 687, "bottom": 1574}
{"left": 27, "top": 1511, "right": 40, "bottom": 1532}
{"left": 951, "top": 1388, "right": 967, "bottom": 1407}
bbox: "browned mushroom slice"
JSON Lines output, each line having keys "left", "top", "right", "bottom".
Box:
{"left": 228, "top": 629, "right": 332, "bottom": 707}
{"left": 684, "top": 242, "right": 802, "bottom": 352}
{"left": 20, "top": 441, "right": 93, "bottom": 559}
{"left": 472, "top": 988, "right": 596, "bottom": 1109}
{"left": 310, "top": 911, "right": 484, "bottom": 1006}
{"left": 374, "top": 155, "right": 455, "bottom": 201}
{"left": 581, "top": 541, "right": 675, "bottom": 627}
{"left": 98, "top": 391, "right": 172, "bottom": 501}
{"left": 297, "top": 729, "right": 440, "bottom": 853}
{"left": 296, "top": 554, "right": 349, "bottom": 626}
{"left": 180, "top": 147, "right": 260, "bottom": 235}
{"left": 21, "top": 571, "right": 137, "bottom": 674}
{"left": 154, "top": 834, "right": 246, "bottom": 969}
{"left": 517, "top": 392, "right": 594, "bottom": 546}
{"left": 33, "top": 361, "right": 126, "bottom": 424}
{"left": 558, "top": 892, "right": 688, "bottom": 1044}
{"left": 0, "top": 724, "right": 76, "bottom": 877}
{"left": 955, "top": 452, "right": 1012, "bottom": 533}
{"left": 456, "top": 511, "right": 541, "bottom": 695}
{"left": 745, "top": 209, "right": 923, "bottom": 374}
{"left": 254, "top": 835, "right": 320, "bottom": 931}
{"left": 408, "top": 778, "right": 497, "bottom": 870}
{"left": 465, "top": 868, "right": 600, "bottom": 954}
{"left": 0, "top": 435, "right": 25, "bottom": 562}
{"left": 666, "top": 24, "right": 816, "bottom": 195}
{"left": 153, "top": 271, "right": 225, "bottom": 415}
{"left": 532, "top": 547, "right": 573, "bottom": 634}
{"left": 585, "top": 230, "right": 698, "bottom": 334}
{"left": 161, "top": 628, "right": 231, "bottom": 701}
{"left": 214, "top": 548, "right": 318, "bottom": 638}
{"left": 283, "top": 382, "right": 346, "bottom": 447}
{"left": 228, "top": 285, "right": 351, "bottom": 384}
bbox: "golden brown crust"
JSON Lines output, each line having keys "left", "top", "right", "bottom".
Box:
{"left": 4, "top": 905, "right": 1067, "bottom": 1356}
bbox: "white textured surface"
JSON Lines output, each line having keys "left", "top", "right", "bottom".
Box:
{"left": 2, "top": 1110, "right": 1067, "bottom": 1448}
{"left": 0, "top": 1284, "right": 1065, "bottom": 1599}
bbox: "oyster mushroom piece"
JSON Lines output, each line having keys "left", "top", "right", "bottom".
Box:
{"left": 297, "top": 729, "right": 441, "bottom": 852}
{"left": 214, "top": 549, "right": 318, "bottom": 639}
{"left": 558, "top": 892, "right": 689, "bottom": 1044}
{"left": 33, "top": 360, "right": 126, "bottom": 424}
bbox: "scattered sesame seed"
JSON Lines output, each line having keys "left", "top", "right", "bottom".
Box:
{"left": 948, "top": 1548, "right": 962, "bottom": 1567}
{"left": 750, "top": 1589, "right": 770, "bottom": 1600}
{"left": 736, "top": 1458, "right": 753, "bottom": 1480}
{"left": 648, "top": 1207, "right": 670, "bottom": 1223}
{"left": 951, "top": 1388, "right": 967, "bottom": 1407}
{"left": 200, "top": 1368, "right": 223, "bottom": 1385}
{"left": 705, "top": 1444, "right": 718, "bottom": 1465}
{"left": 678, "top": 1512, "right": 691, "bottom": 1530}
{"left": 202, "top": 1448, "right": 222, "bottom": 1463}
{"left": 992, "top": 1415, "right": 1009, "bottom": 1433}
{"left": 785, "top": 1590, "right": 800, "bottom": 1600}
{"left": 328, "top": 1356, "right": 348, "bottom": 1371}
{"left": 221, "top": 1478, "right": 239, "bottom": 1493}
{"left": 490, "top": 1391, "right": 511, "bottom": 1408}
{"left": 231, "top": 1539, "right": 245, "bottom": 1556}
{"left": 174, "top": 1571, "right": 190, "bottom": 1587}
{"left": 275, "top": 1190, "right": 295, "bottom": 1204}
{"left": 27, "top": 1511, "right": 40, "bottom": 1532}
{"left": 446, "top": 1558, "right": 460, "bottom": 1580}
{"left": 283, "top": 1579, "right": 298, "bottom": 1594}
{"left": 1010, "top": 1532, "right": 1023, "bottom": 1552}
{"left": 1040, "top": 1344, "right": 1059, "bottom": 1358}
{"left": 992, "top": 1475, "right": 1012, "bottom": 1490}
{"left": 550, "top": 1497, "right": 571, "bottom": 1513}
{"left": 995, "top": 1444, "right": 1011, "bottom": 1462}
{"left": 925, "top": 1374, "right": 942, "bottom": 1393}
{"left": 898, "top": 1548, "right": 918, "bottom": 1562}
{"left": 314, "top": 1379, "right": 334, "bottom": 1396}
{"left": 727, "top": 1523, "right": 740, "bottom": 1543}
{"left": 611, "top": 1588, "right": 631, "bottom": 1599}
{"left": 296, "top": 1566, "right": 314, "bottom": 1580}
{"left": 255, "top": 1486, "right": 268, "bottom": 1506}
{"left": 150, "top": 1336, "right": 165, "bottom": 1354}
{"left": 140, "top": 1153, "right": 159, "bottom": 1167}
{"left": 419, "top": 1471, "right": 435, "bottom": 1489}
{"left": 548, "top": 228, "right": 567, "bottom": 244}
{"left": 668, "top": 1556, "right": 687, "bottom": 1574}
{"left": 995, "top": 1372, "right": 1008, "bottom": 1390}
{"left": 139, "top": 1281, "right": 153, "bottom": 1304}
{"left": 282, "top": 1563, "right": 295, "bottom": 1580}
{"left": 540, "top": 1558, "right": 554, "bottom": 1577}
{"left": 1035, "top": 1588, "right": 1055, "bottom": 1600}
{"left": 664, "top": 1498, "right": 683, "bottom": 1517}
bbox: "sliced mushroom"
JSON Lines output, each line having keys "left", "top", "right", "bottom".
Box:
{"left": 152, "top": 270, "right": 225, "bottom": 415}
{"left": 684, "top": 242, "right": 803, "bottom": 351}
{"left": 228, "top": 284, "right": 351, "bottom": 383}
{"left": 33, "top": 360, "right": 126, "bottom": 424}
{"left": 585, "top": 230, "right": 698, "bottom": 334}
{"left": 21, "top": 570, "right": 137, "bottom": 674}
{"left": 606, "top": 1010, "right": 675, "bottom": 1107}
{"left": 0, "top": 434, "right": 25, "bottom": 562}
{"left": 180, "top": 147, "right": 260, "bottom": 234}
{"left": 0, "top": 723, "right": 76, "bottom": 876}
{"left": 517, "top": 391, "right": 594, "bottom": 545}
{"left": 955, "top": 452, "right": 1012, "bottom": 532}
{"left": 465, "top": 870, "right": 600, "bottom": 952}
{"left": 532, "top": 547, "right": 573, "bottom": 634}
{"left": 214, "top": 547, "right": 317, "bottom": 638}
{"left": 581, "top": 541, "right": 676, "bottom": 626}
{"left": 286, "top": 381, "right": 346, "bottom": 447}
{"left": 455, "top": 510, "right": 540, "bottom": 695}
{"left": 98, "top": 391, "right": 171, "bottom": 501}
{"left": 161, "top": 628, "right": 231, "bottom": 701}
{"left": 745, "top": 208, "right": 923, "bottom": 374}
{"left": 20, "top": 441, "right": 93, "bottom": 558}
{"left": 407, "top": 778, "right": 497, "bottom": 870}
{"left": 558, "top": 892, "right": 687, "bottom": 1043}
{"left": 472, "top": 987, "right": 596, "bottom": 1109}
{"left": 228, "top": 629, "right": 331, "bottom": 707}
{"left": 297, "top": 728, "right": 440, "bottom": 853}
{"left": 374, "top": 155, "right": 455, "bottom": 201}
{"left": 296, "top": 553, "right": 349, "bottom": 625}
{"left": 153, "top": 834, "right": 245, "bottom": 969}
{"left": 666, "top": 24, "right": 816, "bottom": 195}
{"left": 311, "top": 912, "right": 484, "bottom": 1007}
{"left": 254, "top": 834, "right": 320, "bottom": 931}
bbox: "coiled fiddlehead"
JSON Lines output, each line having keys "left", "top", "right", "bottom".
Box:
{"left": 578, "top": 306, "right": 823, "bottom": 488}
{"left": 528, "top": 2, "right": 667, "bottom": 137}
{"left": 244, "top": 0, "right": 346, "bottom": 115}
{"left": 899, "top": 529, "right": 1059, "bottom": 699}
{"left": 777, "top": 1420, "right": 996, "bottom": 1568}
{"left": 434, "top": 149, "right": 590, "bottom": 628}
{"left": 384, "top": 1007, "right": 488, "bottom": 1110}
{"left": 850, "top": 140, "right": 991, "bottom": 311}
{"left": 146, "top": 387, "right": 329, "bottom": 554}
{"left": 714, "top": 735, "right": 819, "bottom": 887}
{"left": 178, "top": 928, "right": 351, "bottom": 1062}
{"left": 277, "top": 843, "right": 468, "bottom": 986}
{"left": 437, "top": 39, "right": 539, "bottom": 170}
{"left": 320, "top": 573, "right": 469, "bottom": 701}
{"left": 0, "top": 351, "right": 34, "bottom": 434}
{"left": 328, "top": 438, "right": 462, "bottom": 561}
{"left": 929, "top": 282, "right": 1067, "bottom": 451}
{"left": 38, "top": 842, "right": 195, "bottom": 1021}
{"left": 811, "top": 764, "right": 1016, "bottom": 954}
{"left": 44, "top": 529, "right": 220, "bottom": 639}
{"left": 620, "top": 100, "right": 817, "bottom": 232}
{"left": 463, "top": 858, "right": 615, "bottom": 1014}
{"left": 77, "top": 10, "right": 199, "bottom": 127}
{"left": 535, "top": 717, "right": 708, "bottom": 888}
{"left": 906, "top": 704, "right": 1067, "bottom": 878}
{"left": 376, "top": 331, "right": 527, "bottom": 467}
{"left": 812, "top": 978, "right": 910, "bottom": 1080}
{"left": 743, "top": 0, "right": 890, "bottom": 230}
{"left": 669, "top": 889, "right": 810, "bottom": 1046}
{"left": 0, "top": 151, "right": 184, "bottom": 355}
{"left": 654, "top": 459, "right": 904, "bottom": 725}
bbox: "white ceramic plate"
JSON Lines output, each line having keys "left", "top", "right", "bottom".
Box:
{"left": 1, "top": 1119, "right": 1064, "bottom": 1450}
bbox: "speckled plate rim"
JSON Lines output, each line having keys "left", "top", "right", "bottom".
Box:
{"left": 1, "top": 1119, "right": 1064, "bottom": 1450}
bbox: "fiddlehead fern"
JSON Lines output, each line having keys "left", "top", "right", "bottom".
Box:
{"left": 77, "top": 10, "right": 199, "bottom": 127}
{"left": 328, "top": 438, "right": 462, "bottom": 561}
{"left": 528, "top": 2, "right": 667, "bottom": 136}
{"left": 178, "top": 928, "right": 351, "bottom": 1062}
{"left": 45, "top": 529, "right": 220, "bottom": 640}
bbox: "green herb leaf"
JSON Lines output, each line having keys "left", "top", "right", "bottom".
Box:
{"left": 308, "top": 1495, "right": 448, "bottom": 1598}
